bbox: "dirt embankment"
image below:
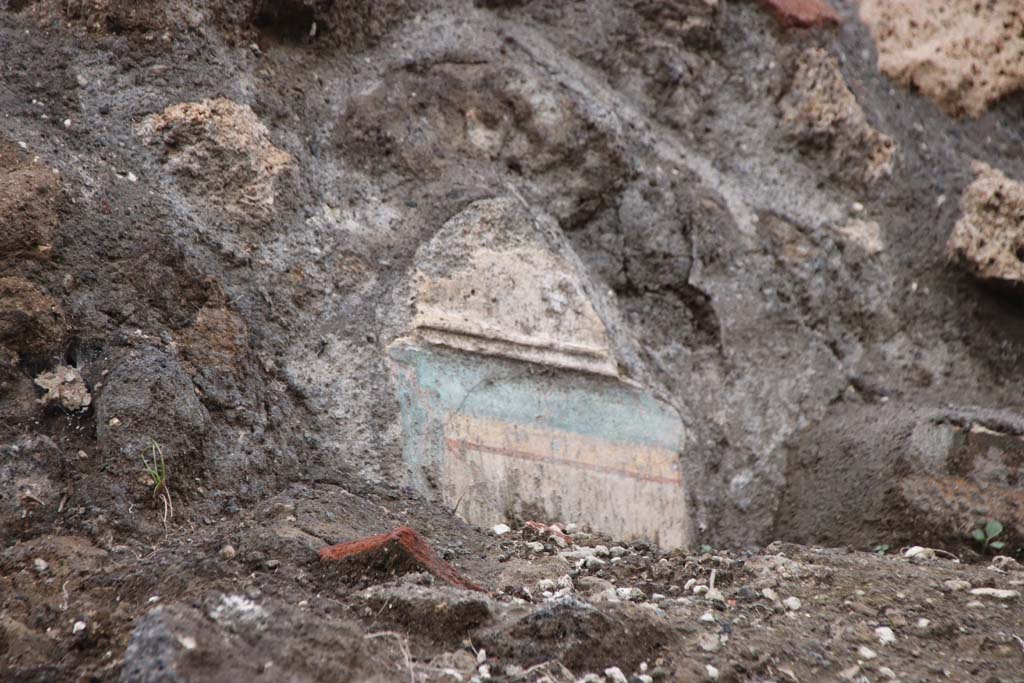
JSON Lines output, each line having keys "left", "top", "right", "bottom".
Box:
{"left": 1, "top": 0, "right": 1024, "bottom": 681}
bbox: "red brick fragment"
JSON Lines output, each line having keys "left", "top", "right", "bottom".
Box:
{"left": 757, "top": 0, "right": 841, "bottom": 28}
{"left": 319, "top": 526, "right": 484, "bottom": 592}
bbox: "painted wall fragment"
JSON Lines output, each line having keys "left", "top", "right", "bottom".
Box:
{"left": 391, "top": 198, "right": 692, "bottom": 548}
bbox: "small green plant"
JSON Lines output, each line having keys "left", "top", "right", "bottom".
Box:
{"left": 874, "top": 544, "right": 890, "bottom": 555}
{"left": 699, "top": 544, "right": 714, "bottom": 555}
{"left": 140, "top": 440, "right": 173, "bottom": 528}
{"left": 971, "top": 520, "right": 1005, "bottom": 552}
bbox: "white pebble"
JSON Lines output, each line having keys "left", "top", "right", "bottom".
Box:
{"left": 762, "top": 587, "right": 779, "bottom": 601}
{"left": 33, "top": 558, "right": 48, "bottom": 573}
{"left": 706, "top": 664, "right": 719, "bottom": 681}
{"left": 857, "top": 646, "right": 877, "bottom": 660}
{"left": 943, "top": 579, "right": 971, "bottom": 592}
{"left": 491, "top": 523, "right": 511, "bottom": 536}
{"left": 63, "top": 119, "right": 71, "bottom": 128}
{"left": 684, "top": 578, "right": 697, "bottom": 591}
{"left": 969, "top": 587, "right": 1020, "bottom": 600}
{"left": 875, "top": 626, "right": 896, "bottom": 645}
{"left": 916, "top": 618, "right": 930, "bottom": 629}
{"left": 476, "top": 649, "right": 487, "bottom": 664}
{"left": 72, "top": 621, "right": 86, "bottom": 634}
{"left": 699, "top": 611, "right": 715, "bottom": 623}
{"left": 783, "top": 596, "right": 802, "bottom": 611}
{"left": 603, "top": 667, "right": 628, "bottom": 683}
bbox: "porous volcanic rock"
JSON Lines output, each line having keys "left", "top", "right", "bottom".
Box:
{"left": 859, "top": 0, "right": 1024, "bottom": 117}
{"left": 947, "top": 161, "right": 1024, "bottom": 284}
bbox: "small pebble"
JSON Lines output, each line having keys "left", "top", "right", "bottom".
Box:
{"left": 969, "top": 587, "right": 1019, "bottom": 600}
{"left": 762, "top": 587, "right": 779, "bottom": 601}
{"left": 706, "top": 664, "right": 719, "bottom": 681}
{"left": 72, "top": 621, "right": 86, "bottom": 634}
{"left": 698, "top": 633, "right": 721, "bottom": 653}
{"left": 604, "top": 666, "right": 628, "bottom": 683}
{"left": 943, "top": 579, "right": 971, "bottom": 592}
{"left": 916, "top": 618, "right": 930, "bottom": 629}
{"left": 875, "top": 626, "right": 896, "bottom": 645}
{"left": 699, "top": 611, "right": 715, "bottom": 623}
{"left": 491, "top": 523, "right": 511, "bottom": 536}
{"left": 219, "top": 545, "right": 237, "bottom": 560}
{"left": 33, "top": 558, "right": 49, "bottom": 573}
{"left": 684, "top": 578, "right": 697, "bottom": 591}
{"left": 783, "top": 596, "right": 802, "bottom": 611}
{"left": 991, "top": 556, "right": 1022, "bottom": 571}
{"left": 858, "top": 646, "right": 877, "bottom": 660}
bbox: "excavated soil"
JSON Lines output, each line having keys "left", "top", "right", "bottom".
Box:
{"left": 1, "top": 0, "right": 1023, "bottom": 681}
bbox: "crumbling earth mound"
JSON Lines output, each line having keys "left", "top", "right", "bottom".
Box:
{"left": 2, "top": 0, "right": 1024, "bottom": 680}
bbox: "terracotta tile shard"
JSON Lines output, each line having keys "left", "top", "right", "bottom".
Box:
{"left": 757, "top": 0, "right": 840, "bottom": 28}
{"left": 319, "top": 526, "right": 485, "bottom": 592}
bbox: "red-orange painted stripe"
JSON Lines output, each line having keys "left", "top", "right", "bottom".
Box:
{"left": 444, "top": 437, "right": 683, "bottom": 486}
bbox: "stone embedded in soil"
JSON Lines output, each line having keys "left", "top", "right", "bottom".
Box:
{"left": 756, "top": 0, "right": 840, "bottom": 28}
{"left": 121, "top": 600, "right": 370, "bottom": 683}
{"left": 34, "top": 365, "right": 91, "bottom": 411}
{"left": 94, "top": 347, "right": 209, "bottom": 465}
{"left": 0, "top": 139, "right": 59, "bottom": 262}
{"left": 319, "top": 526, "right": 484, "bottom": 591}
{"left": 136, "top": 98, "right": 293, "bottom": 224}
{"left": 947, "top": 161, "right": 1024, "bottom": 284}
{"left": 359, "top": 583, "right": 493, "bottom": 643}
{"left": 837, "top": 219, "right": 884, "bottom": 256}
{"left": 859, "top": 0, "right": 1024, "bottom": 117}
{"left": 780, "top": 47, "right": 896, "bottom": 186}
{"left": 477, "top": 600, "right": 672, "bottom": 674}
{"left": 0, "top": 277, "right": 66, "bottom": 355}
{"left": 968, "top": 587, "right": 1020, "bottom": 600}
